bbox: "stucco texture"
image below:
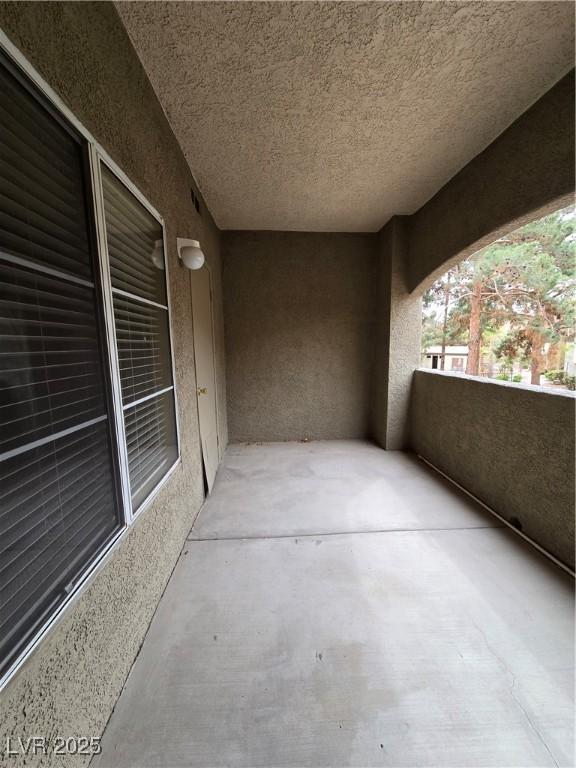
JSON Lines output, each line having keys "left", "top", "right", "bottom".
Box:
{"left": 406, "top": 71, "right": 575, "bottom": 292}
{"left": 116, "top": 1, "right": 574, "bottom": 232}
{"left": 411, "top": 370, "right": 575, "bottom": 570}
{"left": 371, "top": 218, "right": 422, "bottom": 449}
{"left": 0, "top": 3, "right": 227, "bottom": 766}
{"left": 0, "top": 2, "right": 574, "bottom": 763}
{"left": 223, "top": 231, "right": 376, "bottom": 442}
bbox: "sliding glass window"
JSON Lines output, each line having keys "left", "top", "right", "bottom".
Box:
{"left": 0, "top": 43, "right": 180, "bottom": 685}
{"left": 0, "top": 56, "right": 122, "bottom": 677}
{"left": 100, "top": 166, "right": 178, "bottom": 512}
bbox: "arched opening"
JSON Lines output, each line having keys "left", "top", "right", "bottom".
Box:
{"left": 421, "top": 204, "right": 575, "bottom": 389}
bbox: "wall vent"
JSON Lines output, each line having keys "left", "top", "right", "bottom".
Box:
{"left": 191, "top": 188, "right": 201, "bottom": 215}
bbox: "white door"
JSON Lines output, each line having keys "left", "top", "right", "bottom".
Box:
{"left": 191, "top": 265, "right": 219, "bottom": 492}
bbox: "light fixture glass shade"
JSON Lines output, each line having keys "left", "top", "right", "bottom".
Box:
{"left": 177, "top": 238, "right": 205, "bottom": 270}
{"left": 181, "top": 245, "right": 205, "bottom": 270}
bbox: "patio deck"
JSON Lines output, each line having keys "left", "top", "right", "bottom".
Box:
{"left": 93, "top": 441, "right": 574, "bottom": 767}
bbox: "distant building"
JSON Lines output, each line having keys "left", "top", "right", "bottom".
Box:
{"left": 422, "top": 345, "right": 469, "bottom": 371}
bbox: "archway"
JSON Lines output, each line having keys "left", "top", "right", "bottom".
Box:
{"left": 420, "top": 203, "right": 575, "bottom": 388}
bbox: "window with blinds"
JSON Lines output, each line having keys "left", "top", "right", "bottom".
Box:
{"left": 0, "top": 57, "right": 122, "bottom": 676}
{"left": 100, "top": 166, "right": 178, "bottom": 512}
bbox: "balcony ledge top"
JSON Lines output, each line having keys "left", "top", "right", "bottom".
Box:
{"left": 416, "top": 367, "right": 576, "bottom": 399}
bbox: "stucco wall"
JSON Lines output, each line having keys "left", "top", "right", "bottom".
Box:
{"left": 223, "top": 231, "right": 377, "bottom": 442}
{"left": 411, "top": 370, "right": 575, "bottom": 569}
{"left": 0, "top": 4, "right": 573, "bottom": 762}
{"left": 406, "top": 70, "right": 575, "bottom": 292}
{"left": 0, "top": 3, "right": 227, "bottom": 766}
{"left": 371, "top": 218, "right": 422, "bottom": 449}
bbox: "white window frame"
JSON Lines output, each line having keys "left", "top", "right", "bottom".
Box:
{"left": 0, "top": 29, "right": 181, "bottom": 690}
{"left": 91, "top": 151, "right": 181, "bottom": 522}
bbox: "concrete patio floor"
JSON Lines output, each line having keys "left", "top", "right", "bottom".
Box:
{"left": 93, "top": 441, "right": 574, "bottom": 767}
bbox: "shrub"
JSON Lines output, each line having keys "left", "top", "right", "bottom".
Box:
{"left": 512, "top": 374, "right": 522, "bottom": 382}
{"left": 566, "top": 375, "right": 576, "bottom": 391}
{"left": 544, "top": 369, "right": 565, "bottom": 382}
{"left": 495, "top": 373, "right": 509, "bottom": 381}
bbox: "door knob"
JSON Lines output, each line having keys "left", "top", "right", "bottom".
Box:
{"left": 197, "top": 387, "right": 208, "bottom": 395}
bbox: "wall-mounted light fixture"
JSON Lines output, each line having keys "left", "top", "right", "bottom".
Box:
{"left": 177, "top": 238, "right": 205, "bottom": 270}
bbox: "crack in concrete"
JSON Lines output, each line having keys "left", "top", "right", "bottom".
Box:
{"left": 471, "top": 620, "right": 560, "bottom": 768}
{"left": 187, "top": 525, "right": 503, "bottom": 542}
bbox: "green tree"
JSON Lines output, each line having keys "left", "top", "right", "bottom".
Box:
{"left": 480, "top": 207, "right": 575, "bottom": 383}
{"left": 422, "top": 267, "right": 464, "bottom": 368}
{"left": 422, "top": 206, "right": 576, "bottom": 383}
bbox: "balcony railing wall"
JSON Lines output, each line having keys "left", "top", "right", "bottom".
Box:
{"left": 411, "top": 369, "right": 575, "bottom": 569}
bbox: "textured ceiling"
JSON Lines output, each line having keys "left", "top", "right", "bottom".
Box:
{"left": 116, "top": 1, "right": 575, "bottom": 232}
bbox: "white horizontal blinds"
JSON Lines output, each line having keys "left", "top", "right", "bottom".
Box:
{"left": 0, "top": 266, "right": 105, "bottom": 455}
{"left": 0, "top": 423, "right": 117, "bottom": 658}
{"left": 0, "top": 57, "right": 122, "bottom": 675}
{"left": 0, "top": 65, "right": 93, "bottom": 282}
{"left": 102, "top": 168, "right": 167, "bottom": 305}
{"left": 114, "top": 295, "right": 173, "bottom": 405}
{"left": 124, "top": 391, "right": 178, "bottom": 509}
{"left": 101, "top": 166, "right": 178, "bottom": 510}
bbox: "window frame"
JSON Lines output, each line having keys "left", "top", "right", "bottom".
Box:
{"left": 0, "top": 29, "right": 181, "bottom": 690}
{"left": 90, "top": 150, "right": 181, "bottom": 522}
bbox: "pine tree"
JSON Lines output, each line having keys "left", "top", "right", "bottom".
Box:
{"left": 422, "top": 206, "right": 575, "bottom": 383}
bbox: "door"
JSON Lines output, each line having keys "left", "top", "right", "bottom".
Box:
{"left": 191, "top": 265, "right": 219, "bottom": 492}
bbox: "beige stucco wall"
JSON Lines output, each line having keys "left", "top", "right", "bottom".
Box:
{"left": 398, "top": 75, "right": 575, "bottom": 569}
{"left": 371, "top": 74, "right": 574, "bottom": 449}
{"left": 0, "top": 3, "right": 227, "bottom": 765}
{"left": 371, "top": 218, "right": 422, "bottom": 449}
{"left": 222, "top": 231, "right": 377, "bottom": 442}
{"left": 406, "top": 70, "right": 575, "bottom": 293}
{"left": 411, "top": 370, "right": 575, "bottom": 569}
{"left": 0, "top": 4, "right": 573, "bottom": 763}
